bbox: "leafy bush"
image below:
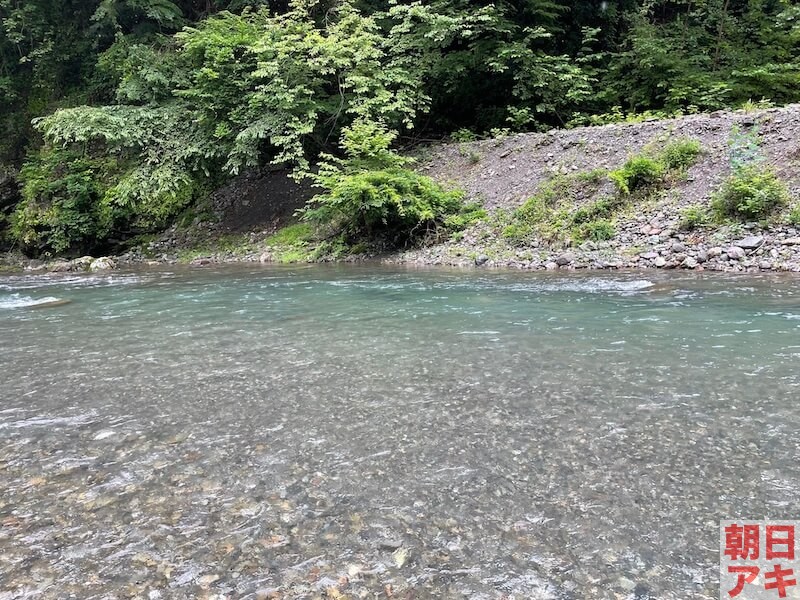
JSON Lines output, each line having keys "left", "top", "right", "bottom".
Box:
{"left": 571, "top": 197, "right": 621, "bottom": 224}
{"left": 610, "top": 156, "right": 665, "bottom": 195}
{"left": 711, "top": 166, "right": 789, "bottom": 220}
{"left": 788, "top": 205, "right": 800, "bottom": 227}
{"left": 302, "top": 121, "right": 477, "bottom": 247}
{"left": 444, "top": 203, "right": 487, "bottom": 230}
{"left": 574, "top": 219, "right": 615, "bottom": 242}
{"left": 502, "top": 174, "right": 617, "bottom": 246}
{"left": 502, "top": 190, "right": 558, "bottom": 246}
{"left": 679, "top": 205, "right": 711, "bottom": 230}
{"left": 661, "top": 138, "right": 702, "bottom": 171}
{"left": 11, "top": 148, "right": 121, "bottom": 255}
{"left": 452, "top": 129, "right": 478, "bottom": 143}
{"left": 10, "top": 137, "right": 205, "bottom": 255}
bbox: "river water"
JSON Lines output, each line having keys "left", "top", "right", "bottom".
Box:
{"left": 1, "top": 265, "right": 799, "bottom": 599}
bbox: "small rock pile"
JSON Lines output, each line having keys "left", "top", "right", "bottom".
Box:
{"left": 23, "top": 256, "right": 118, "bottom": 273}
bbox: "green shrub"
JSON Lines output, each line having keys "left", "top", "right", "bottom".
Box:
{"left": 10, "top": 148, "right": 123, "bottom": 255}
{"left": 501, "top": 194, "right": 552, "bottom": 246}
{"left": 661, "top": 138, "right": 702, "bottom": 171}
{"left": 302, "top": 121, "right": 473, "bottom": 247}
{"left": 610, "top": 156, "right": 665, "bottom": 195}
{"left": 452, "top": 129, "right": 478, "bottom": 143}
{"left": 501, "top": 221, "right": 535, "bottom": 245}
{"left": 574, "top": 219, "right": 615, "bottom": 242}
{"left": 679, "top": 205, "right": 711, "bottom": 230}
{"left": 711, "top": 166, "right": 789, "bottom": 220}
{"left": 787, "top": 205, "right": 800, "bottom": 227}
{"left": 502, "top": 175, "right": 615, "bottom": 246}
{"left": 444, "top": 203, "right": 487, "bottom": 230}
{"left": 515, "top": 195, "right": 551, "bottom": 222}
{"left": 571, "top": 197, "right": 620, "bottom": 224}
{"left": 576, "top": 169, "right": 608, "bottom": 184}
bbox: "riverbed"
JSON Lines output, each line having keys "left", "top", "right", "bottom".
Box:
{"left": 1, "top": 265, "right": 799, "bottom": 599}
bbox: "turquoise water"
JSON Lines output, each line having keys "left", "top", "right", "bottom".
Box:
{"left": 1, "top": 265, "right": 799, "bottom": 599}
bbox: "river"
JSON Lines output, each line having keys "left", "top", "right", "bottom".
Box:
{"left": 1, "top": 265, "right": 799, "bottom": 599}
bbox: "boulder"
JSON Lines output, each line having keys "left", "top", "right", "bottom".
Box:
{"left": 734, "top": 235, "right": 764, "bottom": 250}
{"left": 555, "top": 252, "right": 575, "bottom": 266}
{"left": 48, "top": 261, "right": 73, "bottom": 273}
{"left": 89, "top": 257, "right": 117, "bottom": 272}
{"left": 71, "top": 256, "right": 95, "bottom": 271}
{"left": 726, "top": 246, "right": 746, "bottom": 260}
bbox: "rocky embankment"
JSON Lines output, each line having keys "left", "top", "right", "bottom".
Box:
{"left": 4, "top": 104, "right": 800, "bottom": 274}
{"left": 393, "top": 104, "right": 800, "bottom": 272}
{"left": 393, "top": 224, "right": 800, "bottom": 273}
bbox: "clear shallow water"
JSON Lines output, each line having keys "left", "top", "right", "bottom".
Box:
{"left": 1, "top": 265, "right": 799, "bottom": 599}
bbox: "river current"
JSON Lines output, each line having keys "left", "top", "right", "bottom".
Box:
{"left": 1, "top": 265, "right": 799, "bottom": 599}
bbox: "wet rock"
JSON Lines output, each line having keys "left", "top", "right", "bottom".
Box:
{"left": 89, "top": 257, "right": 116, "bottom": 272}
{"left": 555, "top": 252, "right": 575, "bottom": 266}
{"left": 544, "top": 262, "right": 558, "bottom": 270}
{"left": 49, "top": 261, "right": 73, "bottom": 273}
{"left": 735, "top": 235, "right": 764, "bottom": 250}
{"left": 474, "top": 254, "right": 490, "bottom": 266}
{"left": 726, "top": 246, "right": 746, "bottom": 260}
{"left": 29, "top": 299, "right": 72, "bottom": 309}
{"left": 71, "top": 256, "right": 95, "bottom": 271}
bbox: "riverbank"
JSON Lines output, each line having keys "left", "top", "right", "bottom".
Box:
{"left": 3, "top": 104, "right": 800, "bottom": 274}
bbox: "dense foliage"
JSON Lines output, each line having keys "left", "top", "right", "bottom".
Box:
{"left": 1, "top": 0, "right": 799, "bottom": 253}
{"left": 302, "top": 120, "right": 483, "bottom": 247}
